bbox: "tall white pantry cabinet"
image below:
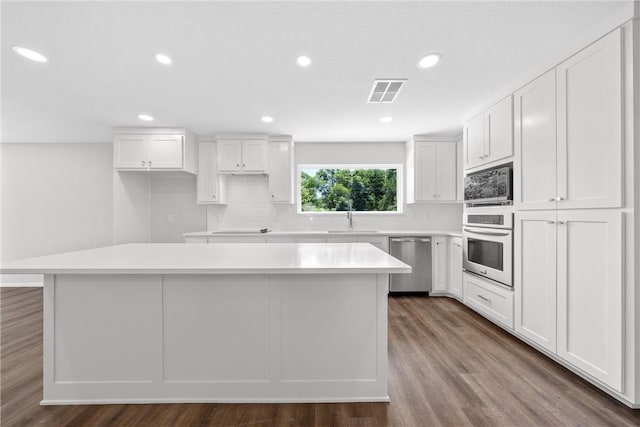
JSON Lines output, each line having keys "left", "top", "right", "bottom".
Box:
{"left": 513, "top": 22, "right": 636, "bottom": 403}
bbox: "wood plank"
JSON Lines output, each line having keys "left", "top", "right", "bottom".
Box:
{"left": 2, "top": 289, "right": 640, "bottom": 426}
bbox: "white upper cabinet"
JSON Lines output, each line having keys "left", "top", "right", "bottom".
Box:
{"left": 464, "top": 96, "right": 513, "bottom": 170}
{"left": 268, "top": 141, "right": 294, "bottom": 203}
{"left": 514, "top": 70, "right": 557, "bottom": 210}
{"left": 464, "top": 113, "right": 485, "bottom": 169}
{"left": 114, "top": 134, "right": 147, "bottom": 168}
{"left": 197, "top": 142, "right": 226, "bottom": 204}
{"left": 556, "top": 28, "right": 622, "bottom": 209}
{"left": 515, "top": 29, "right": 623, "bottom": 211}
{"left": 217, "top": 140, "right": 243, "bottom": 171}
{"left": 484, "top": 96, "right": 514, "bottom": 164}
{"left": 113, "top": 130, "right": 196, "bottom": 173}
{"left": 406, "top": 139, "right": 458, "bottom": 203}
{"left": 242, "top": 140, "right": 268, "bottom": 172}
{"left": 147, "top": 135, "right": 184, "bottom": 169}
{"left": 217, "top": 139, "right": 268, "bottom": 173}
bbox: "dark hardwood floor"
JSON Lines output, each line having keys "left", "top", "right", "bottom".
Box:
{"left": 2, "top": 287, "right": 639, "bottom": 426}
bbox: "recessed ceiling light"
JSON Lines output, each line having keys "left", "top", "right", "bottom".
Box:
{"left": 296, "top": 56, "right": 312, "bottom": 67}
{"left": 380, "top": 116, "right": 393, "bottom": 123}
{"left": 261, "top": 116, "right": 274, "bottom": 123}
{"left": 155, "top": 53, "right": 172, "bottom": 65}
{"left": 138, "top": 114, "right": 154, "bottom": 122}
{"left": 417, "top": 53, "right": 441, "bottom": 69}
{"left": 12, "top": 46, "right": 48, "bottom": 63}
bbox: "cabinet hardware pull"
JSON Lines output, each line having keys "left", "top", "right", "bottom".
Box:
{"left": 477, "top": 294, "right": 491, "bottom": 302}
{"left": 236, "top": 163, "right": 240, "bottom": 167}
{"left": 558, "top": 221, "right": 565, "bottom": 225}
{"left": 555, "top": 196, "right": 564, "bottom": 201}
{"left": 547, "top": 221, "right": 555, "bottom": 224}
{"left": 271, "top": 195, "right": 275, "bottom": 198}
{"left": 549, "top": 197, "right": 556, "bottom": 202}
{"left": 212, "top": 195, "right": 216, "bottom": 199}
{"left": 141, "top": 160, "right": 146, "bottom": 166}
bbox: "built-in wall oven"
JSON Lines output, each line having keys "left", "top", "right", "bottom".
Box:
{"left": 462, "top": 211, "right": 513, "bottom": 287}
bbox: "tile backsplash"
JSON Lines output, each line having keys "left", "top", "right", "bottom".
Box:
{"left": 206, "top": 175, "right": 462, "bottom": 231}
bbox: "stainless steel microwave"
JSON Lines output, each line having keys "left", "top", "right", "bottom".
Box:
{"left": 464, "top": 165, "right": 512, "bottom": 206}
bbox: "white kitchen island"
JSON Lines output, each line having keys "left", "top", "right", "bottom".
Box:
{"left": 1, "top": 243, "right": 410, "bottom": 405}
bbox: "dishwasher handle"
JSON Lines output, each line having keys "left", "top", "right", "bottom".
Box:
{"left": 390, "top": 237, "right": 431, "bottom": 243}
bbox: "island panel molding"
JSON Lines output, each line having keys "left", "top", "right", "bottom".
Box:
{"left": 41, "top": 272, "right": 390, "bottom": 404}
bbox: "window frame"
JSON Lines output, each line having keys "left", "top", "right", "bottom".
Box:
{"left": 296, "top": 163, "right": 404, "bottom": 215}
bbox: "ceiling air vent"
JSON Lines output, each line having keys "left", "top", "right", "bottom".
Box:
{"left": 367, "top": 79, "right": 407, "bottom": 103}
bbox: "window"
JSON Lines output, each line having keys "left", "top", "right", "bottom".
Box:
{"left": 298, "top": 165, "right": 401, "bottom": 213}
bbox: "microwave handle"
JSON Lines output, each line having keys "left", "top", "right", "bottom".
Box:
{"left": 463, "top": 226, "right": 511, "bottom": 237}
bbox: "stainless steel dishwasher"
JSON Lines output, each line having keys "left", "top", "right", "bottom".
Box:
{"left": 389, "top": 237, "right": 433, "bottom": 294}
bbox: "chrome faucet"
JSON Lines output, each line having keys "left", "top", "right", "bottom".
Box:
{"left": 346, "top": 199, "right": 354, "bottom": 231}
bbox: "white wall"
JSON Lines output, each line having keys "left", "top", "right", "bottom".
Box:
{"left": 149, "top": 174, "right": 206, "bottom": 243}
{"left": 207, "top": 141, "right": 463, "bottom": 232}
{"left": 0, "top": 143, "right": 114, "bottom": 285}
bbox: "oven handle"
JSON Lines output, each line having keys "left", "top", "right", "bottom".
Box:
{"left": 463, "top": 227, "right": 511, "bottom": 237}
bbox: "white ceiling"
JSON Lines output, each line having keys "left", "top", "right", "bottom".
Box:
{"left": 1, "top": 1, "right": 633, "bottom": 143}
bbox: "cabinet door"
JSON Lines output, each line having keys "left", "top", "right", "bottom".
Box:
{"left": 556, "top": 28, "right": 622, "bottom": 209}
{"left": 148, "top": 135, "right": 183, "bottom": 169}
{"left": 484, "top": 96, "right": 513, "bottom": 164}
{"left": 514, "top": 70, "right": 557, "bottom": 210}
{"left": 217, "top": 140, "right": 242, "bottom": 172}
{"left": 464, "top": 113, "right": 485, "bottom": 169}
{"left": 114, "top": 135, "right": 147, "bottom": 169}
{"left": 514, "top": 211, "right": 557, "bottom": 352}
{"left": 415, "top": 142, "right": 437, "bottom": 201}
{"left": 268, "top": 142, "right": 293, "bottom": 203}
{"left": 556, "top": 210, "right": 623, "bottom": 391}
{"left": 197, "top": 143, "right": 225, "bottom": 204}
{"left": 436, "top": 143, "right": 457, "bottom": 201}
{"left": 242, "top": 140, "right": 268, "bottom": 172}
{"left": 448, "top": 237, "right": 463, "bottom": 299}
{"left": 432, "top": 237, "right": 447, "bottom": 293}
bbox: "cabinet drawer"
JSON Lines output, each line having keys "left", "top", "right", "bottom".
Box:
{"left": 463, "top": 272, "right": 513, "bottom": 329}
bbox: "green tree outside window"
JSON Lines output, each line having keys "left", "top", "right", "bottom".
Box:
{"left": 300, "top": 168, "right": 398, "bottom": 212}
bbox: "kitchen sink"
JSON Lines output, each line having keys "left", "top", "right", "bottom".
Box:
{"left": 327, "top": 230, "right": 379, "bottom": 234}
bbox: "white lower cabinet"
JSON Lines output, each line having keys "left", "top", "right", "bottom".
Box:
{"left": 556, "top": 210, "right": 623, "bottom": 392}
{"left": 514, "top": 211, "right": 557, "bottom": 352}
{"left": 515, "top": 210, "right": 623, "bottom": 392}
{"left": 207, "top": 236, "right": 267, "bottom": 243}
{"left": 448, "top": 237, "right": 463, "bottom": 299}
{"left": 463, "top": 272, "right": 514, "bottom": 329}
{"left": 432, "top": 236, "right": 448, "bottom": 293}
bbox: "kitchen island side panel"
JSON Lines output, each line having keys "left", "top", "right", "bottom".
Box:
{"left": 42, "top": 273, "right": 389, "bottom": 404}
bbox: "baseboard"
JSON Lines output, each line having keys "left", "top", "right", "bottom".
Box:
{"left": 0, "top": 274, "right": 44, "bottom": 287}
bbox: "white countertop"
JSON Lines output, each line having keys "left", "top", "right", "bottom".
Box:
{"left": 184, "top": 229, "right": 463, "bottom": 238}
{"left": 0, "top": 243, "right": 412, "bottom": 275}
